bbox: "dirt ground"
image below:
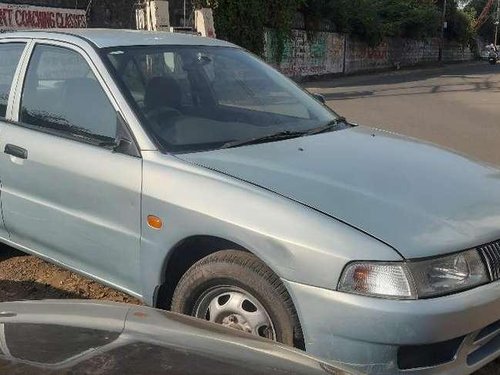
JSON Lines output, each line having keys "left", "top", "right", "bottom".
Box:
{"left": 0, "top": 245, "right": 141, "bottom": 305}
{"left": 0, "top": 244, "right": 498, "bottom": 374}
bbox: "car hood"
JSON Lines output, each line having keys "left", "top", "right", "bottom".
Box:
{"left": 179, "top": 126, "right": 500, "bottom": 259}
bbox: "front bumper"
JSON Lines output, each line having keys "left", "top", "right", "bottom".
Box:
{"left": 284, "top": 279, "right": 500, "bottom": 374}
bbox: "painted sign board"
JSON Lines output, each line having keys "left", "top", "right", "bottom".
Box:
{"left": 0, "top": 3, "right": 86, "bottom": 31}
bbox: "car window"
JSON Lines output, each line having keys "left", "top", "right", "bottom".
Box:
{"left": 20, "top": 44, "right": 118, "bottom": 143}
{"left": 108, "top": 49, "right": 194, "bottom": 108}
{"left": 106, "top": 46, "right": 336, "bottom": 153}
{"left": 0, "top": 43, "right": 26, "bottom": 118}
{"left": 208, "top": 53, "right": 309, "bottom": 118}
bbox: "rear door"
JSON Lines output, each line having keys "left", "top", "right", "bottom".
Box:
{"left": 0, "top": 41, "right": 143, "bottom": 295}
{"left": 0, "top": 41, "right": 28, "bottom": 240}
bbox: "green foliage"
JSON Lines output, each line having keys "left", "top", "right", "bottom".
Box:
{"left": 302, "top": 0, "right": 382, "bottom": 45}
{"left": 446, "top": 7, "right": 476, "bottom": 44}
{"left": 195, "top": 0, "right": 475, "bottom": 53}
{"left": 377, "top": 0, "right": 440, "bottom": 40}
{"left": 267, "top": 0, "right": 305, "bottom": 62}
{"left": 302, "top": 0, "right": 441, "bottom": 46}
{"left": 194, "top": 0, "right": 304, "bottom": 59}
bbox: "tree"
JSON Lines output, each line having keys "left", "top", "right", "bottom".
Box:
{"left": 301, "top": 0, "right": 382, "bottom": 45}
{"left": 302, "top": 0, "right": 440, "bottom": 45}
{"left": 194, "top": 0, "right": 304, "bottom": 56}
{"left": 376, "top": 0, "right": 440, "bottom": 40}
{"left": 196, "top": 0, "right": 472, "bottom": 54}
{"left": 446, "top": 7, "right": 476, "bottom": 43}
{"left": 465, "top": 0, "right": 496, "bottom": 43}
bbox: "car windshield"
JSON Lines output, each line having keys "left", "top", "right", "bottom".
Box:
{"left": 104, "top": 45, "right": 339, "bottom": 153}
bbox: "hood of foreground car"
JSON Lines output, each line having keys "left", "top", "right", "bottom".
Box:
{"left": 0, "top": 300, "right": 356, "bottom": 375}
{"left": 179, "top": 126, "right": 500, "bottom": 259}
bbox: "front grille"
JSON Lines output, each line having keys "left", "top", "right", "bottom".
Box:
{"left": 478, "top": 240, "right": 500, "bottom": 281}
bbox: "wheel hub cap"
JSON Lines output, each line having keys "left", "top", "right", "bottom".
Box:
{"left": 194, "top": 286, "right": 276, "bottom": 340}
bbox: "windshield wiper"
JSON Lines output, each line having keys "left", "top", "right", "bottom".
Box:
{"left": 219, "top": 117, "right": 348, "bottom": 150}
{"left": 305, "top": 116, "right": 348, "bottom": 136}
{"left": 220, "top": 130, "right": 307, "bottom": 149}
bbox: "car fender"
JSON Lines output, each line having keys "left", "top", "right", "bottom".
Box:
{"left": 139, "top": 151, "right": 402, "bottom": 305}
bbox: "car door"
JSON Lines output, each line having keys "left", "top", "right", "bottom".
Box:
{"left": 0, "top": 41, "right": 28, "bottom": 240}
{"left": 0, "top": 41, "right": 143, "bottom": 295}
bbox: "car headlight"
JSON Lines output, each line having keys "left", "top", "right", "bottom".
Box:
{"left": 338, "top": 250, "right": 489, "bottom": 299}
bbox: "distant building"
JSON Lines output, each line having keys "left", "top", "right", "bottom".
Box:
{"left": 0, "top": 0, "right": 196, "bottom": 30}
{"left": 168, "top": 0, "right": 194, "bottom": 27}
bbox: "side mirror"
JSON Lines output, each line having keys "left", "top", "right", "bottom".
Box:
{"left": 113, "top": 112, "right": 141, "bottom": 157}
{"left": 312, "top": 93, "right": 326, "bottom": 105}
{"left": 113, "top": 138, "right": 135, "bottom": 155}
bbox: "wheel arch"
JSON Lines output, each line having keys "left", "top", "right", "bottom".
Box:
{"left": 155, "top": 235, "right": 306, "bottom": 350}
{"left": 154, "top": 235, "right": 249, "bottom": 309}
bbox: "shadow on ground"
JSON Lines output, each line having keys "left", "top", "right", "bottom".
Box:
{"left": 0, "top": 279, "right": 82, "bottom": 302}
{"left": 318, "top": 77, "right": 498, "bottom": 101}
{"left": 0, "top": 245, "right": 26, "bottom": 261}
{"left": 0, "top": 245, "right": 83, "bottom": 301}
{"left": 307, "top": 62, "right": 498, "bottom": 89}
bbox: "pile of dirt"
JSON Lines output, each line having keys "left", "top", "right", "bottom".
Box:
{"left": 0, "top": 246, "right": 141, "bottom": 305}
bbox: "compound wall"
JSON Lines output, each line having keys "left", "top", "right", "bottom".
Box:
{"left": 264, "top": 29, "right": 346, "bottom": 76}
{"left": 265, "top": 29, "right": 475, "bottom": 78}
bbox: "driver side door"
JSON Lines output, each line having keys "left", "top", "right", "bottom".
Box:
{"left": 0, "top": 41, "right": 143, "bottom": 294}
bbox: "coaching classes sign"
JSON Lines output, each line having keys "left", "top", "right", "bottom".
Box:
{"left": 0, "top": 3, "right": 86, "bottom": 30}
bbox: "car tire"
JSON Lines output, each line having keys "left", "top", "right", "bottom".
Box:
{"left": 170, "top": 250, "right": 303, "bottom": 348}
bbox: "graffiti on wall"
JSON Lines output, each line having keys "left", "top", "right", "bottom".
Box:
{"left": 265, "top": 29, "right": 345, "bottom": 77}
{"left": 345, "top": 39, "right": 391, "bottom": 73}
{"left": 265, "top": 29, "right": 474, "bottom": 78}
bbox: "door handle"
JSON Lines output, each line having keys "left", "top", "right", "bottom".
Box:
{"left": 4, "top": 144, "right": 28, "bottom": 159}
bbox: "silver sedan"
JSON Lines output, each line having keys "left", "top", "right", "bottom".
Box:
{"left": 0, "top": 29, "right": 497, "bottom": 374}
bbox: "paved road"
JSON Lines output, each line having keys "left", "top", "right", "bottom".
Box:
{"left": 309, "top": 61, "right": 500, "bottom": 374}
{"left": 306, "top": 62, "right": 500, "bottom": 167}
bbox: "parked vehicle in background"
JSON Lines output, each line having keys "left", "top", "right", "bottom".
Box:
{"left": 0, "top": 300, "right": 354, "bottom": 374}
{"left": 488, "top": 50, "right": 498, "bottom": 65}
{"left": 488, "top": 52, "right": 497, "bottom": 64}
{"left": 0, "top": 29, "right": 497, "bottom": 374}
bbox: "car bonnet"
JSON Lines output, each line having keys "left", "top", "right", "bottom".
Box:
{"left": 179, "top": 126, "right": 500, "bottom": 259}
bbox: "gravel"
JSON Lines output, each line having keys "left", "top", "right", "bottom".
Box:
{"left": 0, "top": 244, "right": 498, "bottom": 374}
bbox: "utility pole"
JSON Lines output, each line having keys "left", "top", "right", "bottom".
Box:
{"left": 495, "top": 0, "right": 500, "bottom": 46}
{"left": 439, "top": 0, "right": 447, "bottom": 62}
{"left": 183, "top": 0, "right": 186, "bottom": 27}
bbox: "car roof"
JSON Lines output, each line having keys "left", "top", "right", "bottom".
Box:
{"left": 0, "top": 28, "right": 237, "bottom": 49}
